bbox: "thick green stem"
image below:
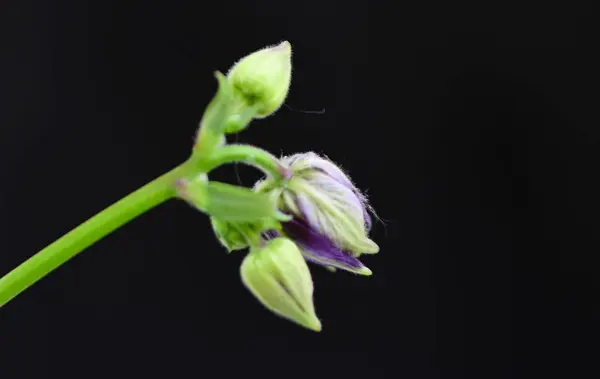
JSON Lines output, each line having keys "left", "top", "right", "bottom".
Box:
{"left": 0, "top": 164, "right": 186, "bottom": 307}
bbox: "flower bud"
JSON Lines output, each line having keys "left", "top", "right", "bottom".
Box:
{"left": 210, "top": 217, "right": 283, "bottom": 253}
{"left": 255, "top": 152, "right": 379, "bottom": 275}
{"left": 210, "top": 218, "right": 248, "bottom": 252}
{"left": 227, "top": 41, "right": 292, "bottom": 119}
{"left": 240, "top": 238, "right": 321, "bottom": 331}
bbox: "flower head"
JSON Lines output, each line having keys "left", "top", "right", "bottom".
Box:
{"left": 227, "top": 41, "right": 292, "bottom": 119}
{"left": 240, "top": 237, "right": 321, "bottom": 331}
{"left": 255, "top": 152, "right": 379, "bottom": 275}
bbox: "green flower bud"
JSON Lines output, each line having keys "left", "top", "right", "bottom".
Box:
{"left": 210, "top": 218, "right": 248, "bottom": 252}
{"left": 240, "top": 238, "right": 321, "bottom": 331}
{"left": 227, "top": 41, "right": 292, "bottom": 119}
{"left": 211, "top": 216, "right": 285, "bottom": 253}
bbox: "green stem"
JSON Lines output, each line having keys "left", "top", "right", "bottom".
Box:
{"left": 0, "top": 141, "right": 286, "bottom": 308}
{"left": 0, "top": 164, "right": 187, "bottom": 307}
{"left": 202, "top": 144, "right": 290, "bottom": 181}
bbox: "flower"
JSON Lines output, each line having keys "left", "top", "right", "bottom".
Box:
{"left": 227, "top": 41, "right": 292, "bottom": 119}
{"left": 240, "top": 237, "right": 321, "bottom": 331}
{"left": 255, "top": 152, "right": 379, "bottom": 275}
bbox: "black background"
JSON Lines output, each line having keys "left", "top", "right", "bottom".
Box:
{"left": 1, "top": 1, "right": 599, "bottom": 378}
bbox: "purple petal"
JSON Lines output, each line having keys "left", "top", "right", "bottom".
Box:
{"left": 293, "top": 191, "right": 321, "bottom": 232}
{"left": 262, "top": 229, "right": 280, "bottom": 240}
{"left": 282, "top": 218, "right": 368, "bottom": 273}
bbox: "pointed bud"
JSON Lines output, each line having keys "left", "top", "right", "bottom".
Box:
{"left": 240, "top": 238, "right": 321, "bottom": 331}
{"left": 227, "top": 41, "right": 292, "bottom": 119}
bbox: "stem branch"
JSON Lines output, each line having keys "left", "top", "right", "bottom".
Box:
{"left": 202, "top": 144, "right": 290, "bottom": 181}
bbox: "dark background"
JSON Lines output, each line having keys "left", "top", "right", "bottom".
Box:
{"left": 1, "top": 1, "right": 598, "bottom": 378}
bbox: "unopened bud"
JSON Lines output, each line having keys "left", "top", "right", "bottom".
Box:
{"left": 227, "top": 41, "right": 292, "bottom": 119}
{"left": 240, "top": 238, "right": 321, "bottom": 331}
{"left": 210, "top": 218, "right": 248, "bottom": 252}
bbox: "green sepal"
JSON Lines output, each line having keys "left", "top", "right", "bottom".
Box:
{"left": 179, "top": 174, "right": 282, "bottom": 223}
{"left": 205, "top": 181, "right": 281, "bottom": 222}
{"left": 223, "top": 105, "right": 258, "bottom": 134}
{"left": 211, "top": 218, "right": 249, "bottom": 252}
{"left": 211, "top": 216, "right": 284, "bottom": 253}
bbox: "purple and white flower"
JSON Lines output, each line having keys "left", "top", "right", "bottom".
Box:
{"left": 255, "top": 152, "right": 379, "bottom": 275}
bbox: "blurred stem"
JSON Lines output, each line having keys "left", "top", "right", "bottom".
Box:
{"left": 0, "top": 163, "right": 189, "bottom": 307}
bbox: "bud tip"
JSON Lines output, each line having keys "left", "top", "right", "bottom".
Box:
{"left": 276, "top": 40, "right": 292, "bottom": 53}
{"left": 305, "top": 316, "right": 322, "bottom": 332}
{"left": 358, "top": 266, "right": 373, "bottom": 276}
